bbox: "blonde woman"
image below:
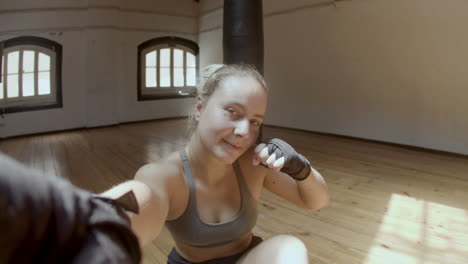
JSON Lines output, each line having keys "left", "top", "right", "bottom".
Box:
{"left": 103, "top": 64, "right": 329, "bottom": 264}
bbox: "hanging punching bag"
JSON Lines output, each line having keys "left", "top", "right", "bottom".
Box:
{"left": 223, "top": 0, "right": 264, "bottom": 74}
{"left": 223, "top": 0, "right": 264, "bottom": 142}
{"left": 0, "top": 42, "right": 3, "bottom": 82}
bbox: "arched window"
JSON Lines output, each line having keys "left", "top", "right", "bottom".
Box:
{"left": 0, "top": 36, "right": 62, "bottom": 113}
{"left": 137, "top": 37, "right": 199, "bottom": 100}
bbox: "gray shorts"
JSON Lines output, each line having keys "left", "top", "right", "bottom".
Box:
{"left": 167, "top": 235, "right": 263, "bottom": 264}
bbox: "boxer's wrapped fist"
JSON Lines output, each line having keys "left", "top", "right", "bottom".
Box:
{"left": 254, "top": 138, "right": 311, "bottom": 181}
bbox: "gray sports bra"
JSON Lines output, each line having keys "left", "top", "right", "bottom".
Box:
{"left": 165, "top": 150, "right": 258, "bottom": 248}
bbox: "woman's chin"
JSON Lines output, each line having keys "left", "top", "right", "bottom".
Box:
{"left": 213, "top": 147, "right": 242, "bottom": 164}
{"left": 216, "top": 153, "right": 238, "bottom": 164}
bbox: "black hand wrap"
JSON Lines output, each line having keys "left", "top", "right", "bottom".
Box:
{"left": 264, "top": 138, "right": 311, "bottom": 181}
{"left": 0, "top": 154, "right": 141, "bottom": 264}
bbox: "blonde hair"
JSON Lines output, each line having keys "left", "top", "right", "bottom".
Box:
{"left": 187, "top": 63, "right": 268, "bottom": 134}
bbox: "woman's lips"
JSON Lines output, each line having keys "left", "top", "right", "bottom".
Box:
{"left": 223, "top": 140, "right": 242, "bottom": 151}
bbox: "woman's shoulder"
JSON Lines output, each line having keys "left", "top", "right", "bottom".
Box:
{"left": 134, "top": 151, "right": 191, "bottom": 220}
{"left": 134, "top": 151, "right": 184, "bottom": 190}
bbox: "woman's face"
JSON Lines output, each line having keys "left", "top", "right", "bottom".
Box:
{"left": 196, "top": 75, "right": 267, "bottom": 164}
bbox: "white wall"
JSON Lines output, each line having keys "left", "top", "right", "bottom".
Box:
{"left": 198, "top": 0, "right": 223, "bottom": 69}
{"left": 0, "top": 0, "right": 199, "bottom": 137}
{"left": 2, "top": 0, "right": 467, "bottom": 155}
{"left": 199, "top": 0, "right": 468, "bottom": 155}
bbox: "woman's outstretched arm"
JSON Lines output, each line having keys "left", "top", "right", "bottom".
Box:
{"left": 100, "top": 163, "right": 172, "bottom": 248}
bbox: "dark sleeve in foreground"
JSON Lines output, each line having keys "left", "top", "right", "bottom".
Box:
{"left": 0, "top": 154, "right": 141, "bottom": 264}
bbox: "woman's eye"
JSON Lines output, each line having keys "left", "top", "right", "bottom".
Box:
{"left": 251, "top": 120, "right": 261, "bottom": 127}
{"left": 226, "top": 108, "right": 237, "bottom": 116}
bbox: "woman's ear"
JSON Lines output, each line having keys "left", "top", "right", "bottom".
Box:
{"left": 197, "top": 96, "right": 206, "bottom": 110}
{"left": 195, "top": 96, "right": 204, "bottom": 120}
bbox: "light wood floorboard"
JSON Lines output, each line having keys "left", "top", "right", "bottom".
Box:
{"left": 1, "top": 119, "right": 467, "bottom": 264}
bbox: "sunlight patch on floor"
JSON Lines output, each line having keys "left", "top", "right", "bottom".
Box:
{"left": 364, "top": 193, "right": 468, "bottom": 264}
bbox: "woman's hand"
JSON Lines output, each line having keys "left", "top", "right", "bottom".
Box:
{"left": 253, "top": 138, "right": 311, "bottom": 181}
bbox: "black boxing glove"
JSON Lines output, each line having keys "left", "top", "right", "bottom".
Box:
{"left": 263, "top": 138, "right": 311, "bottom": 181}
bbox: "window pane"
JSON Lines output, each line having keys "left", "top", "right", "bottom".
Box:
{"left": 160, "top": 68, "right": 170, "bottom": 87}
{"left": 187, "top": 68, "right": 196, "bottom": 86}
{"left": 7, "top": 74, "right": 19, "bottom": 97}
{"left": 174, "top": 68, "right": 184, "bottom": 87}
{"left": 23, "top": 50, "right": 35, "bottom": 73}
{"left": 0, "top": 56, "right": 3, "bottom": 99}
{"left": 186, "top": 53, "right": 195, "bottom": 67}
{"left": 146, "top": 51, "right": 156, "bottom": 67}
{"left": 23, "top": 72, "right": 35, "bottom": 96}
{"left": 39, "top": 71, "right": 51, "bottom": 95}
{"left": 8, "top": 51, "right": 19, "bottom": 74}
{"left": 160, "top": 49, "right": 170, "bottom": 67}
{"left": 174, "top": 49, "right": 183, "bottom": 67}
{"left": 146, "top": 68, "right": 157, "bottom": 87}
{"left": 38, "top": 53, "right": 50, "bottom": 71}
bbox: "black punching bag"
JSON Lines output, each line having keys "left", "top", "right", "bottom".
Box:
{"left": 0, "top": 42, "right": 3, "bottom": 82}
{"left": 223, "top": 0, "right": 264, "bottom": 74}
{"left": 223, "top": 0, "right": 264, "bottom": 143}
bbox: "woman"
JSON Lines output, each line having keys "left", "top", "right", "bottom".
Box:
{"left": 103, "top": 64, "right": 329, "bottom": 264}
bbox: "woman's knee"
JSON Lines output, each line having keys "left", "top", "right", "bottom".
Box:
{"left": 269, "top": 235, "right": 308, "bottom": 259}
{"left": 239, "top": 235, "right": 308, "bottom": 264}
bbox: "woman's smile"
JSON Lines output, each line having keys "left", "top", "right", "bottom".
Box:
{"left": 222, "top": 139, "right": 242, "bottom": 152}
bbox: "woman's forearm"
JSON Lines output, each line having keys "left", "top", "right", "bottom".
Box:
{"left": 297, "top": 166, "right": 330, "bottom": 210}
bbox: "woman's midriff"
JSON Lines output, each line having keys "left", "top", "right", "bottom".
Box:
{"left": 173, "top": 232, "right": 253, "bottom": 263}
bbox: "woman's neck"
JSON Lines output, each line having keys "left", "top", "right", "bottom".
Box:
{"left": 186, "top": 133, "right": 233, "bottom": 185}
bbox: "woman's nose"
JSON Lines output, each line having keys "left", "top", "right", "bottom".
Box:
{"left": 233, "top": 119, "right": 249, "bottom": 136}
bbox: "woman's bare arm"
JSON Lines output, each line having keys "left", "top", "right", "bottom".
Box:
{"left": 254, "top": 139, "right": 330, "bottom": 210}
{"left": 101, "top": 163, "right": 172, "bottom": 247}
{"left": 263, "top": 166, "right": 329, "bottom": 210}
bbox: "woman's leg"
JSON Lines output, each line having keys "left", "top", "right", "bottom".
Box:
{"left": 236, "top": 235, "right": 308, "bottom": 264}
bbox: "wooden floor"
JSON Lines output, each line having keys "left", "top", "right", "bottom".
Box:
{"left": 1, "top": 119, "right": 467, "bottom": 264}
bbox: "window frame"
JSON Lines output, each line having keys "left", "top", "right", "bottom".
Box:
{"left": 137, "top": 37, "right": 199, "bottom": 101}
{"left": 0, "top": 36, "right": 62, "bottom": 114}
